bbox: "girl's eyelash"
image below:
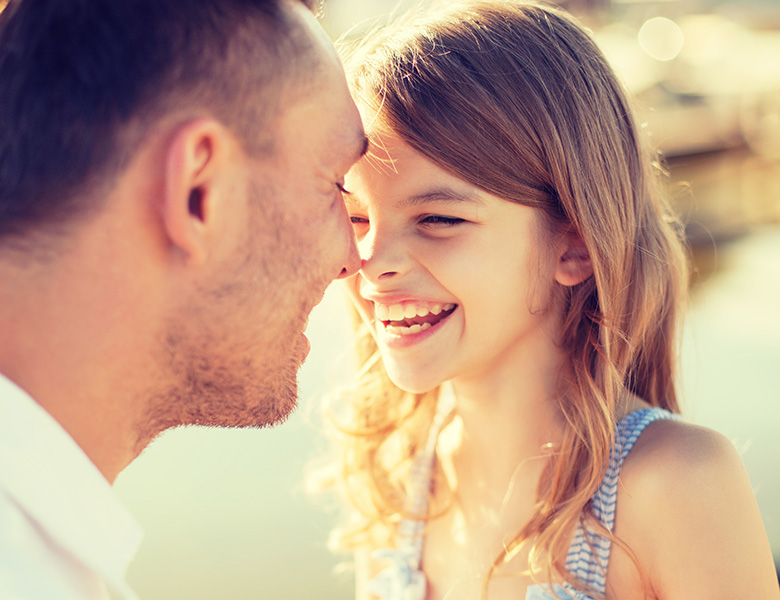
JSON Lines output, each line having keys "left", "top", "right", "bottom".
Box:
{"left": 336, "top": 182, "right": 352, "bottom": 195}
{"left": 347, "top": 214, "right": 465, "bottom": 228}
{"left": 419, "top": 215, "right": 465, "bottom": 226}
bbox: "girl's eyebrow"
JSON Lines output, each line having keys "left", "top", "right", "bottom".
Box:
{"left": 399, "top": 187, "right": 485, "bottom": 208}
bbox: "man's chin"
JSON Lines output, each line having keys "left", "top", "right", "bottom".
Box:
{"left": 221, "top": 337, "right": 306, "bottom": 429}
{"left": 202, "top": 381, "right": 299, "bottom": 430}
{"left": 251, "top": 332, "right": 311, "bottom": 427}
{"left": 249, "top": 371, "right": 300, "bottom": 428}
{"left": 144, "top": 364, "right": 301, "bottom": 435}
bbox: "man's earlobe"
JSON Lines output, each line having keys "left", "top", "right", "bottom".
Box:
{"left": 162, "top": 119, "right": 224, "bottom": 267}
{"left": 554, "top": 234, "right": 594, "bottom": 286}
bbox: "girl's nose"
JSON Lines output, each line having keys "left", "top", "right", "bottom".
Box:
{"left": 358, "top": 227, "right": 411, "bottom": 283}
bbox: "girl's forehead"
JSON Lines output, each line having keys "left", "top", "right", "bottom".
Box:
{"left": 349, "top": 137, "right": 477, "bottom": 199}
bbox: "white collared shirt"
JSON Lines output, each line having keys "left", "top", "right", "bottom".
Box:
{"left": 0, "top": 374, "right": 143, "bottom": 600}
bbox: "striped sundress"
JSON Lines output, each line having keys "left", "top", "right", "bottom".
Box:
{"left": 367, "top": 406, "right": 678, "bottom": 600}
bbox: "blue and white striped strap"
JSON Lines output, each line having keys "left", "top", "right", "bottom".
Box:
{"left": 564, "top": 407, "right": 678, "bottom": 595}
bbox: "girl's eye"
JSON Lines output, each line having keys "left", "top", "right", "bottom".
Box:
{"left": 336, "top": 182, "right": 352, "bottom": 195}
{"left": 419, "top": 215, "right": 466, "bottom": 227}
{"left": 349, "top": 215, "right": 369, "bottom": 239}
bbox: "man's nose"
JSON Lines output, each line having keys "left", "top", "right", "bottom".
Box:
{"left": 335, "top": 229, "right": 360, "bottom": 279}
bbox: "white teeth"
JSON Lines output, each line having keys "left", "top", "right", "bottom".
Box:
{"left": 385, "top": 322, "right": 432, "bottom": 336}
{"left": 375, "top": 304, "right": 390, "bottom": 321}
{"left": 388, "top": 304, "right": 405, "bottom": 321}
{"left": 374, "top": 301, "right": 456, "bottom": 322}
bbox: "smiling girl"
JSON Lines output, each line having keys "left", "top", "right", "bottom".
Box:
{"left": 321, "top": 2, "right": 779, "bottom": 599}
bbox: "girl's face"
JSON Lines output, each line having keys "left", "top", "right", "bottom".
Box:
{"left": 343, "top": 133, "right": 558, "bottom": 394}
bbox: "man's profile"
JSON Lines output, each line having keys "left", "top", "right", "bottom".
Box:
{"left": 0, "top": 0, "right": 366, "bottom": 597}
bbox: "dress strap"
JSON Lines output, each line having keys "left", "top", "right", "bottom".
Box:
{"left": 367, "top": 392, "right": 455, "bottom": 600}
{"left": 564, "top": 407, "right": 678, "bottom": 596}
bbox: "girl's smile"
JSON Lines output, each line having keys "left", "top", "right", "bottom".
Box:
{"left": 372, "top": 300, "right": 458, "bottom": 347}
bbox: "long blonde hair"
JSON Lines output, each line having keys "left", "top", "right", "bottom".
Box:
{"left": 323, "top": 1, "right": 688, "bottom": 596}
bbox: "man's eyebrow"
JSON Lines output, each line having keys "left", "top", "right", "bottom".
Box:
{"left": 333, "top": 130, "right": 368, "bottom": 166}
{"left": 399, "top": 187, "right": 485, "bottom": 208}
{"left": 354, "top": 133, "right": 369, "bottom": 160}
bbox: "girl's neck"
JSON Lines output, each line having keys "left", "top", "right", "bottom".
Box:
{"left": 437, "top": 328, "right": 568, "bottom": 510}
{"left": 451, "top": 328, "right": 565, "bottom": 445}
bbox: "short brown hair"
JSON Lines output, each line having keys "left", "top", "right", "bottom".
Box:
{"left": 0, "top": 0, "right": 317, "bottom": 240}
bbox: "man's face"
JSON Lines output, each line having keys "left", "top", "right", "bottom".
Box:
{"left": 145, "top": 7, "right": 365, "bottom": 437}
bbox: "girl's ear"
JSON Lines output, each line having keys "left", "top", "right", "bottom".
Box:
{"left": 554, "top": 233, "right": 593, "bottom": 286}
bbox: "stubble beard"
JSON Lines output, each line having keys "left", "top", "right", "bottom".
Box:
{"left": 135, "top": 184, "right": 318, "bottom": 448}
{"left": 135, "top": 302, "right": 303, "bottom": 452}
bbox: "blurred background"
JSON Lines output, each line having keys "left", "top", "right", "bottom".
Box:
{"left": 115, "top": 0, "right": 780, "bottom": 597}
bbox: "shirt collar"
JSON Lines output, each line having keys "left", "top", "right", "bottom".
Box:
{"left": 0, "top": 373, "right": 143, "bottom": 593}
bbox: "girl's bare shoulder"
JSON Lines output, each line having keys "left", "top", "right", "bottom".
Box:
{"left": 614, "top": 417, "right": 779, "bottom": 599}
{"left": 619, "top": 416, "right": 755, "bottom": 540}
{"left": 622, "top": 417, "right": 737, "bottom": 488}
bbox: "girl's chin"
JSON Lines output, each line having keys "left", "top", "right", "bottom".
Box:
{"left": 386, "top": 369, "right": 442, "bottom": 395}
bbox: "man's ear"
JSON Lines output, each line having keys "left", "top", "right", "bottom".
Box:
{"left": 554, "top": 232, "right": 594, "bottom": 286}
{"left": 162, "top": 118, "right": 233, "bottom": 267}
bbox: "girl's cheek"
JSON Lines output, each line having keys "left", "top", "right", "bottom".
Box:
{"left": 341, "top": 275, "right": 361, "bottom": 303}
{"left": 342, "top": 276, "right": 371, "bottom": 322}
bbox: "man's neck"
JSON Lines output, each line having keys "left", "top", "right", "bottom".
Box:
{"left": 0, "top": 231, "right": 162, "bottom": 483}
